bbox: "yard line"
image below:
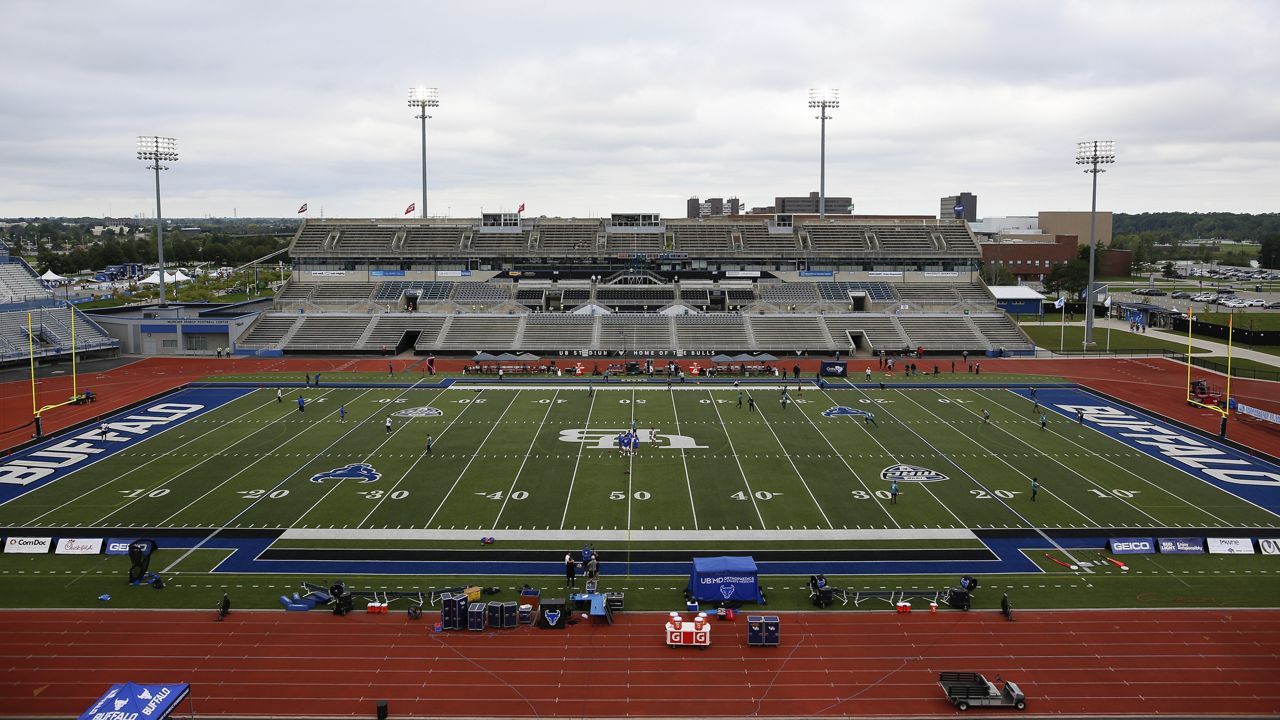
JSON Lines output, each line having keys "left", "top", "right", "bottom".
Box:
{"left": 160, "top": 381, "right": 426, "bottom": 575}
{"left": 860, "top": 385, "right": 1091, "bottom": 571}
{"left": 20, "top": 389, "right": 277, "bottom": 524}
{"left": 155, "top": 389, "right": 367, "bottom": 526}
{"left": 705, "top": 389, "right": 766, "bottom": 527}
{"left": 788, "top": 397, "right": 897, "bottom": 527}
{"left": 627, "top": 388, "right": 635, "bottom": 530}
{"left": 753, "top": 402, "right": 833, "bottom": 529}
{"left": 668, "top": 386, "right": 698, "bottom": 530}
{"left": 815, "top": 385, "right": 968, "bottom": 529}
{"left": 559, "top": 387, "right": 598, "bottom": 529}
{"left": 982, "top": 389, "right": 1239, "bottom": 525}
{"left": 901, "top": 390, "right": 1102, "bottom": 526}
{"left": 425, "top": 391, "right": 522, "bottom": 527}
{"left": 358, "top": 387, "right": 467, "bottom": 528}
{"left": 492, "top": 390, "right": 559, "bottom": 529}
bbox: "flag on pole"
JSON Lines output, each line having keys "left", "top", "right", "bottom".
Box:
{"left": 1104, "top": 296, "right": 1112, "bottom": 308}
{"left": 1054, "top": 296, "right": 1065, "bottom": 309}
{"left": 517, "top": 202, "right": 526, "bottom": 214}
{"left": 404, "top": 202, "right": 416, "bottom": 215}
{"left": 297, "top": 203, "right": 308, "bottom": 214}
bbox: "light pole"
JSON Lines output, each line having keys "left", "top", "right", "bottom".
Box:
{"left": 136, "top": 136, "right": 178, "bottom": 305}
{"left": 809, "top": 89, "right": 839, "bottom": 219}
{"left": 1075, "top": 139, "right": 1115, "bottom": 347}
{"left": 408, "top": 87, "right": 439, "bottom": 219}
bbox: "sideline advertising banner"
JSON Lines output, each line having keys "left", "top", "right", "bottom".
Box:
{"left": 1157, "top": 537, "right": 1205, "bottom": 554}
{"left": 1109, "top": 537, "right": 1155, "bottom": 554}
{"left": 55, "top": 538, "right": 103, "bottom": 555}
{"left": 4, "top": 536, "right": 52, "bottom": 554}
{"left": 1207, "top": 537, "right": 1255, "bottom": 554}
{"left": 1260, "top": 538, "right": 1280, "bottom": 555}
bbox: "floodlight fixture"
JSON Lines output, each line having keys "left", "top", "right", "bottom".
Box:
{"left": 409, "top": 87, "right": 440, "bottom": 219}
{"left": 136, "top": 135, "right": 178, "bottom": 305}
{"left": 808, "top": 88, "right": 839, "bottom": 218}
{"left": 1075, "top": 140, "right": 1117, "bottom": 347}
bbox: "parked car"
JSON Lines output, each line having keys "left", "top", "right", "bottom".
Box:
{"left": 1266, "top": 301, "right": 1280, "bottom": 309}
{"left": 1171, "top": 291, "right": 1191, "bottom": 299}
{"left": 1247, "top": 299, "right": 1266, "bottom": 307}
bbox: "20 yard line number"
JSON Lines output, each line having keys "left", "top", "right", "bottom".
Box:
{"left": 237, "top": 489, "right": 290, "bottom": 500}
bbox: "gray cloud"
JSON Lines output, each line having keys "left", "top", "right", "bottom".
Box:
{"left": 1, "top": 0, "right": 1277, "bottom": 219}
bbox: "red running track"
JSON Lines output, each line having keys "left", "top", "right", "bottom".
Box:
{"left": 2, "top": 609, "right": 1278, "bottom": 718}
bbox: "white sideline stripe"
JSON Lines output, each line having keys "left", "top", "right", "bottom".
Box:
{"left": 447, "top": 383, "right": 803, "bottom": 391}
{"left": 280, "top": 528, "right": 979, "bottom": 541}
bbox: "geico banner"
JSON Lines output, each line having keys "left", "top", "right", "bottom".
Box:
{"left": 1109, "top": 537, "right": 1155, "bottom": 554}
{"left": 1157, "top": 537, "right": 1205, "bottom": 554}
{"left": 1207, "top": 537, "right": 1255, "bottom": 554}
{"left": 4, "top": 536, "right": 52, "bottom": 554}
{"left": 104, "top": 538, "right": 134, "bottom": 555}
{"left": 55, "top": 538, "right": 103, "bottom": 555}
{"left": 1259, "top": 538, "right": 1280, "bottom": 556}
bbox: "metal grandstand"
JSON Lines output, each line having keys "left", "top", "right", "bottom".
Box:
{"left": 0, "top": 242, "right": 119, "bottom": 364}
{"left": 239, "top": 213, "right": 1033, "bottom": 356}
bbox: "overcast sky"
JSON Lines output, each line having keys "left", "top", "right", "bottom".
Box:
{"left": 2, "top": 1, "right": 1277, "bottom": 220}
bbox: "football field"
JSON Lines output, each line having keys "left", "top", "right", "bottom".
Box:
{"left": 2, "top": 379, "right": 1276, "bottom": 546}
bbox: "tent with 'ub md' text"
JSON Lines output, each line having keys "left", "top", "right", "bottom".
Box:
{"left": 687, "top": 556, "right": 763, "bottom": 603}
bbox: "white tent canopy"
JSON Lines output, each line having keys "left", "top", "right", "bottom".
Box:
{"left": 171, "top": 270, "right": 192, "bottom": 282}
{"left": 40, "top": 269, "right": 67, "bottom": 282}
{"left": 139, "top": 271, "right": 182, "bottom": 285}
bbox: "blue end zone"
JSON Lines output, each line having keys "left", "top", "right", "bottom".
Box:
{"left": 0, "top": 387, "right": 254, "bottom": 505}
{"left": 1012, "top": 386, "right": 1280, "bottom": 515}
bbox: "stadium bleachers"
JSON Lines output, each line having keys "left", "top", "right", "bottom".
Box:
{"left": 363, "top": 315, "right": 445, "bottom": 351}
{"left": 970, "top": 315, "right": 1033, "bottom": 351}
{"left": 597, "top": 287, "right": 675, "bottom": 307}
{"left": 0, "top": 306, "right": 116, "bottom": 358}
{"left": 600, "top": 314, "right": 674, "bottom": 351}
{"left": 897, "top": 315, "right": 985, "bottom": 352}
{"left": 436, "top": 315, "right": 522, "bottom": 349}
{"left": 238, "top": 315, "right": 301, "bottom": 347}
{"left": 287, "top": 315, "right": 373, "bottom": 350}
{"left": 673, "top": 314, "right": 751, "bottom": 349}
{"left": 373, "top": 281, "right": 454, "bottom": 304}
{"left": 671, "top": 223, "right": 732, "bottom": 254}
{"left": 537, "top": 221, "right": 601, "bottom": 254}
{"left": 401, "top": 226, "right": 465, "bottom": 254}
{"left": 803, "top": 224, "right": 871, "bottom": 254}
{"left": 470, "top": 231, "right": 531, "bottom": 255}
{"left": 749, "top": 315, "right": 831, "bottom": 350}
{"left": 0, "top": 263, "right": 49, "bottom": 302}
{"left": 310, "top": 283, "right": 376, "bottom": 306}
{"left": 823, "top": 315, "right": 910, "bottom": 350}
{"left": 452, "top": 282, "right": 512, "bottom": 305}
{"left": 521, "top": 314, "right": 595, "bottom": 350}
{"left": 606, "top": 232, "right": 666, "bottom": 253}
{"left": 760, "top": 283, "right": 819, "bottom": 305}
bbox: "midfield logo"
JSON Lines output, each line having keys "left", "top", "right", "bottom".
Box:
{"left": 880, "top": 464, "right": 948, "bottom": 483}
{"left": 309, "top": 463, "right": 381, "bottom": 484}
{"left": 557, "top": 428, "right": 706, "bottom": 449}
{"left": 822, "top": 405, "right": 872, "bottom": 418}
{"left": 392, "top": 406, "right": 443, "bottom": 418}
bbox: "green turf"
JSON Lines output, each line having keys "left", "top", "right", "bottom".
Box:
{"left": 5, "top": 382, "right": 1277, "bottom": 612}
{"left": 2, "top": 551, "right": 1277, "bottom": 611}
{"left": 1194, "top": 311, "right": 1280, "bottom": 332}
{"left": 4, "top": 385, "right": 1273, "bottom": 532}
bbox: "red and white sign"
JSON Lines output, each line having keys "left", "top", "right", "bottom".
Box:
{"left": 1207, "top": 537, "right": 1255, "bottom": 555}
{"left": 4, "top": 536, "right": 52, "bottom": 554}
{"left": 55, "top": 538, "right": 103, "bottom": 555}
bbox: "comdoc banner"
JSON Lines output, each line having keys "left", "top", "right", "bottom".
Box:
{"left": 0, "top": 387, "right": 253, "bottom": 504}
{"left": 4, "top": 536, "right": 51, "bottom": 554}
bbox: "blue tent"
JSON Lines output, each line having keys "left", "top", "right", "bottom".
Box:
{"left": 79, "top": 682, "right": 190, "bottom": 720}
{"left": 687, "top": 556, "right": 763, "bottom": 603}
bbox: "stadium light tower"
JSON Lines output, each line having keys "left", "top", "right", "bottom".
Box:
{"left": 408, "top": 87, "right": 439, "bottom": 219}
{"left": 136, "top": 136, "right": 178, "bottom": 305}
{"left": 1075, "top": 140, "right": 1116, "bottom": 347}
{"left": 808, "top": 88, "right": 839, "bottom": 218}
